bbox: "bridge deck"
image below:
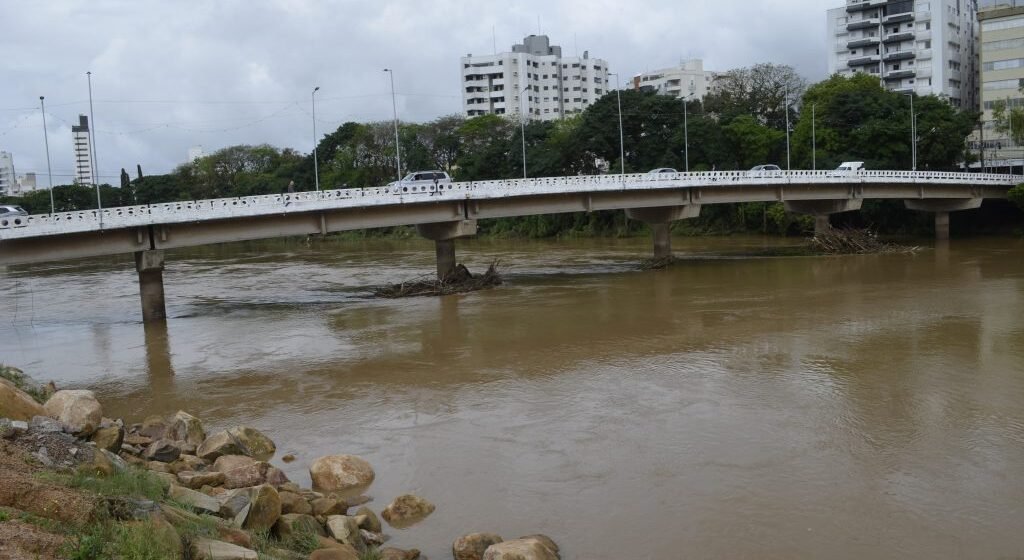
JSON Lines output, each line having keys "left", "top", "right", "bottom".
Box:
{"left": 0, "top": 170, "right": 1017, "bottom": 242}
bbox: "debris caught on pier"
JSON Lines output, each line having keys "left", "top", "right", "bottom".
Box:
{"left": 810, "top": 227, "right": 919, "bottom": 255}
{"left": 638, "top": 256, "right": 679, "bottom": 270}
{"left": 374, "top": 261, "right": 503, "bottom": 298}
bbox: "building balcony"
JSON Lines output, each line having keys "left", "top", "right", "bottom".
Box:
{"left": 847, "top": 36, "right": 881, "bottom": 49}
{"left": 847, "top": 18, "right": 881, "bottom": 31}
{"left": 917, "top": 11, "right": 930, "bottom": 22}
{"left": 846, "top": 0, "right": 888, "bottom": 13}
{"left": 848, "top": 55, "right": 882, "bottom": 67}
{"left": 917, "top": 49, "right": 932, "bottom": 60}
{"left": 883, "top": 50, "right": 915, "bottom": 61}
{"left": 891, "top": 85, "right": 915, "bottom": 94}
{"left": 883, "top": 31, "right": 915, "bottom": 43}
{"left": 885, "top": 69, "right": 916, "bottom": 80}
{"left": 883, "top": 12, "right": 914, "bottom": 24}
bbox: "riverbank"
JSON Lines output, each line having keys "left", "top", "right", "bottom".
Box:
{"left": 0, "top": 366, "right": 560, "bottom": 560}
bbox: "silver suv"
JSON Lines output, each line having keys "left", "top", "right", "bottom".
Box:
{"left": 0, "top": 205, "right": 28, "bottom": 227}
{"left": 389, "top": 171, "right": 453, "bottom": 194}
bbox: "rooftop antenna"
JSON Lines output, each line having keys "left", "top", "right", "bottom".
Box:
{"left": 492, "top": 25, "right": 497, "bottom": 54}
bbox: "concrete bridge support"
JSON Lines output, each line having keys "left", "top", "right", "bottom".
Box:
{"left": 415, "top": 220, "right": 478, "bottom": 280}
{"left": 904, "top": 198, "right": 982, "bottom": 241}
{"left": 135, "top": 250, "right": 166, "bottom": 323}
{"left": 625, "top": 206, "right": 702, "bottom": 259}
{"left": 784, "top": 199, "right": 864, "bottom": 235}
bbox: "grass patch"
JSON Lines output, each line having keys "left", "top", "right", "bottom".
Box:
{"left": 280, "top": 526, "right": 321, "bottom": 554}
{"left": 59, "top": 467, "right": 168, "bottom": 501}
{"left": 17, "top": 511, "right": 63, "bottom": 533}
{"left": 63, "top": 519, "right": 180, "bottom": 560}
{"left": 361, "top": 547, "right": 383, "bottom": 560}
{"left": 0, "top": 510, "right": 9, "bottom": 522}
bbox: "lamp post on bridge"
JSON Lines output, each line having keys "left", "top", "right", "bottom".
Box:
{"left": 610, "top": 72, "right": 625, "bottom": 175}
{"left": 520, "top": 84, "right": 530, "bottom": 179}
{"left": 39, "top": 96, "right": 55, "bottom": 214}
{"left": 784, "top": 85, "right": 791, "bottom": 171}
{"left": 683, "top": 89, "right": 695, "bottom": 173}
{"left": 312, "top": 86, "right": 320, "bottom": 191}
{"left": 383, "top": 68, "right": 402, "bottom": 182}
{"left": 86, "top": 71, "right": 102, "bottom": 224}
{"left": 811, "top": 103, "right": 816, "bottom": 171}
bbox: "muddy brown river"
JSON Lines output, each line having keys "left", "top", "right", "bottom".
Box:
{"left": 2, "top": 236, "right": 1023, "bottom": 559}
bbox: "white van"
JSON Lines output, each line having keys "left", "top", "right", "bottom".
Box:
{"left": 835, "top": 161, "right": 864, "bottom": 172}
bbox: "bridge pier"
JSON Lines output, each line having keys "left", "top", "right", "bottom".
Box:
{"left": 625, "top": 206, "right": 702, "bottom": 259}
{"left": 784, "top": 199, "right": 863, "bottom": 236}
{"left": 904, "top": 198, "right": 982, "bottom": 240}
{"left": 135, "top": 249, "right": 166, "bottom": 323}
{"left": 416, "top": 220, "right": 478, "bottom": 280}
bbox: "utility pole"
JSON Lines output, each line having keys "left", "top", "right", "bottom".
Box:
{"left": 312, "top": 86, "right": 320, "bottom": 191}
{"left": 39, "top": 96, "right": 55, "bottom": 214}
{"left": 384, "top": 69, "right": 402, "bottom": 182}
{"left": 611, "top": 73, "right": 625, "bottom": 175}
{"left": 784, "top": 86, "right": 791, "bottom": 171}
{"left": 87, "top": 71, "right": 103, "bottom": 224}
{"left": 812, "top": 103, "right": 816, "bottom": 171}
{"left": 521, "top": 85, "right": 530, "bottom": 179}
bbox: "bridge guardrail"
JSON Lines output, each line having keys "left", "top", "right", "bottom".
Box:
{"left": 1, "top": 170, "right": 1018, "bottom": 239}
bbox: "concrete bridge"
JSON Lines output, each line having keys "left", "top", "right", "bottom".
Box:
{"left": 0, "top": 170, "right": 1017, "bottom": 321}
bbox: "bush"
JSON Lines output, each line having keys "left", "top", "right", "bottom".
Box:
{"left": 1009, "top": 184, "right": 1024, "bottom": 211}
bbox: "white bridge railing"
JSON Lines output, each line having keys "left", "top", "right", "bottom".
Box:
{"left": 0, "top": 170, "right": 1018, "bottom": 240}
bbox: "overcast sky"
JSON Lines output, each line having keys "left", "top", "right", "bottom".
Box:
{"left": 1, "top": 0, "right": 833, "bottom": 186}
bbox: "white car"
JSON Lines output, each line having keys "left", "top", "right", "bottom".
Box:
{"left": 647, "top": 168, "right": 679, "bottom": 175}
{"left": 389, "top": 171, "right": 453, "bottom": 194}
{"left": 748, "top": 164, "right": 783, "bottom": 177}
{"left": 0, "top": 205, "right": 28, "bottom": 217}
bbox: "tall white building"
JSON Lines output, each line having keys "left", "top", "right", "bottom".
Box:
{"left": 16, "top": 173, "right": 38, "bottom": 194}
{"left": 461, "top": 34, "right": 609, "bottom": 121}
{"left": 827, "top": 0, "right": 979, "bottom": 108}
{"left": 632, "top": 60, "right": 717, "bottom": 100}
{"left": 0, "top": 151, "right": 15, "bottom": 196}
{"left": 72, "top": 114, "right": 94, "bottom": 185}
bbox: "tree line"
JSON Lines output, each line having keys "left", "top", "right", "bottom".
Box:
{"left": 8, "top": 65, "right": 1015, "bottom": 236}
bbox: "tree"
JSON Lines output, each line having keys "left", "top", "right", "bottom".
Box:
{"left": 704, "top": 63, "right": 806, "bottom": 130}
{"left": 991, "top": 98, "right": 1024, "bottom": 147}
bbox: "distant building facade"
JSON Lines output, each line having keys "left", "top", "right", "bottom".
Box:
{"left": 632, "top": 60, "right": 718, "bottom": 100}
{"left": 0, "top": 151, "right": 15, "bottom": 196}
{"left": 16, "top": 172, "right": 38, "bottom": 194}
{"left": 826, "top": 0, "right": 979, "bottom": 108}
{"left": 975, "top": 1, "right": 1024, "bottom": 170}
{"left": 461, "top": 34, "right": 609, "bottom": 121}
{"left": 72, "top": 115, "right": 94, "bottom": 185}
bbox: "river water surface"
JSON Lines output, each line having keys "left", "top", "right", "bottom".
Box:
{"left": 2, "top": 236, "right": 1023, "bottom": 559}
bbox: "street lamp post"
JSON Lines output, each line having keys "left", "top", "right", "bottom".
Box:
{"left": 812, "top": 103, "right": 816, "bottom": 171}
{"left": 520, "top": 85, "right": 530, "bottom": 179}
{"left": 910, "top": 93, "right": 917, "bottom": 171}
{"left": 784, "top": 86, "right": 791, "bottom": 171}
{"left": 610, "top": 73, "right": 625, "bottom": 175}
{"left": 86, "top": 71, "right": 102, "bottom": 222}
{"left": 383, "top": 69, "right": 402, "bottom": 182}
{"left": 312, "top": 86, "right": 320, "bottom": 191}
{"left": 39, "top": 96, "right": 55, "bottom": 214}
{"left": 683, "top": 92, "right": 696, "bottom": 173}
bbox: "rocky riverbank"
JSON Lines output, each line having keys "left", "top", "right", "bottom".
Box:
{"left": 0, "top": 365, "right": 560, "bottom": 560}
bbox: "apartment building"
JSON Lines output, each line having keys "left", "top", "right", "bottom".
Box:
{"left": 827, "top": 0, "right": 979, "bottom": 108}
{"left": 461, "top": 35, "right": 610, "bottom": 121}
{"left": 632, "top": 60, "right": 718, "bottom": 100}
{"left": 72, "top": 114, "right": 94, "bottom": 185}
{"left": 0, "top": 151, "right": 15, "bottom": 196}
{"left": 974, "top": 0, "right": 1024, "bottom": 169}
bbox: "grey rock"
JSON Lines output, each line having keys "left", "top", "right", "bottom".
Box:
{"left": 30, "top": 415, "right": 65, "bottom": 433}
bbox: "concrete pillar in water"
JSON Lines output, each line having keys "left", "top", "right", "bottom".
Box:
{"left": 904, "top": 198, "right": 982, "bottom": 241}
{"left": 814, "top": 214, "right": 831, "bottom": 236}
{"left": 134, "top": 249, "right": 166, "bottom": 322}
{"left": 934, "top": 211, "right": 950, "bottom": 241}
{"left": 651, "top": 223, "right": 672, "bottom": 259}
{"left": 625, "top": 205, "right": 701, "bottom": 259}
{"left": 416, "top": 220, "right": 478, "bottom": 281}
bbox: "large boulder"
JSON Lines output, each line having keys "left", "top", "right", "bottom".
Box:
{"left": 43, "top": 390, "right": 102, "bottom": 436}
{"left": 355, "top": 506, "right": 381, "bottom": 533}
{"left": 454, "top": 533, "right": 504, "bottom": 560}
{"left": 325, "top": 515, "right": 366, "bottom": 552}
{"left": 169, "top": 454, "right": 207, "bottom": 474}
{"left": 482, "top": 536, "right": 560, "bottom": 560}
{"left": 273, "top": 513, "right": 325, "bottom": 540}
{"left": 217, "top": 489, "right": 252, "bottom": 526}
{"left": 380, "top": 494, "right": 435, "bottom": 528}
{"left": 144, "top": 439, "right": 182, "bottom": 463}
{"left": 167, "top": 410, "right": 206, "bottom": 446}
{"left": 90, "top": 424, "right": 124, "bottom": 453}
{"left": 169, "top": 485, "right": 220, "bottom": 515}
{"left": 310, "top": 547, "right": 360, "bottom": 560}
{"left": 189, "top": 537, "right": 258, "bottom": 560}
{"left": 380, "top": 548, "right": 421, "bottom": 560}
{"left": 139, "top": 415, "right": 169, "bottom": 439}
{"left": 197, "top": 426, "right": 276, "bottom": 461}
{"left": 242, "top": 484, "right": 281, "bottom": 532}
{"left": 222, "top": 461, "right": 271, "bottom": 490}
{"left": 311, "top": 497, "right": 348, "bottom": 517}
{"left": 279, "top": 491, "right": 313, "bottom": 515}
{"left": 177, "top": 470, "right": 226, "bottom": 490}
{"left": 309, "top": 455, "right": 375, "bottom": 494}
{"left": 0, "top": 377, "right": 46, "bottom": 421}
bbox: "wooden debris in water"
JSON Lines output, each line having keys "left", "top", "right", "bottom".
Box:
{"left": 810, "top": 228, "right": 919, "bottom": 255}
{"left": 374, "top": 261, "right": 503, "bottom": 298}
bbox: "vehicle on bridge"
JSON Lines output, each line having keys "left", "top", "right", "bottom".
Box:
{"left": 389, "top": 171, "right": 453, "bottom": 194}
{"left": 748, "top": 164, "right": 783, "bottom": 177}
{"left": 646, "top": 168, "right": 678, "bottom": 175}
{"left": 0, "top": 205, "right": 27, "bottom": 227}
{"left": 831, "top": 161, "right": 865, "bottom": 176}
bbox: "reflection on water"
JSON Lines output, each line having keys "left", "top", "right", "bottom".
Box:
{"left": 2, "top": 236, "right": 1024, "bottom": 559}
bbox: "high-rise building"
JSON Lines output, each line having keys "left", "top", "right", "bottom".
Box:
{"left": 632, "top": 60, "right": 718, "bottom": 100}
{"left": 826, "top": 0, "right": 979, "bottom": 108}
{"left": 0, "top": 151, "right": 15, "bottom": 196}
{"left": 975, "top": 1, "right": 1024, "bottom": 170}
{"left": 461, "top": 34, "right": 609, "bottom": 121}
{"left": 72, "top": 114, "right": 94, "bottom": 185}
{"left": 16, "top": 172, "right": 37, "bottom": 193}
